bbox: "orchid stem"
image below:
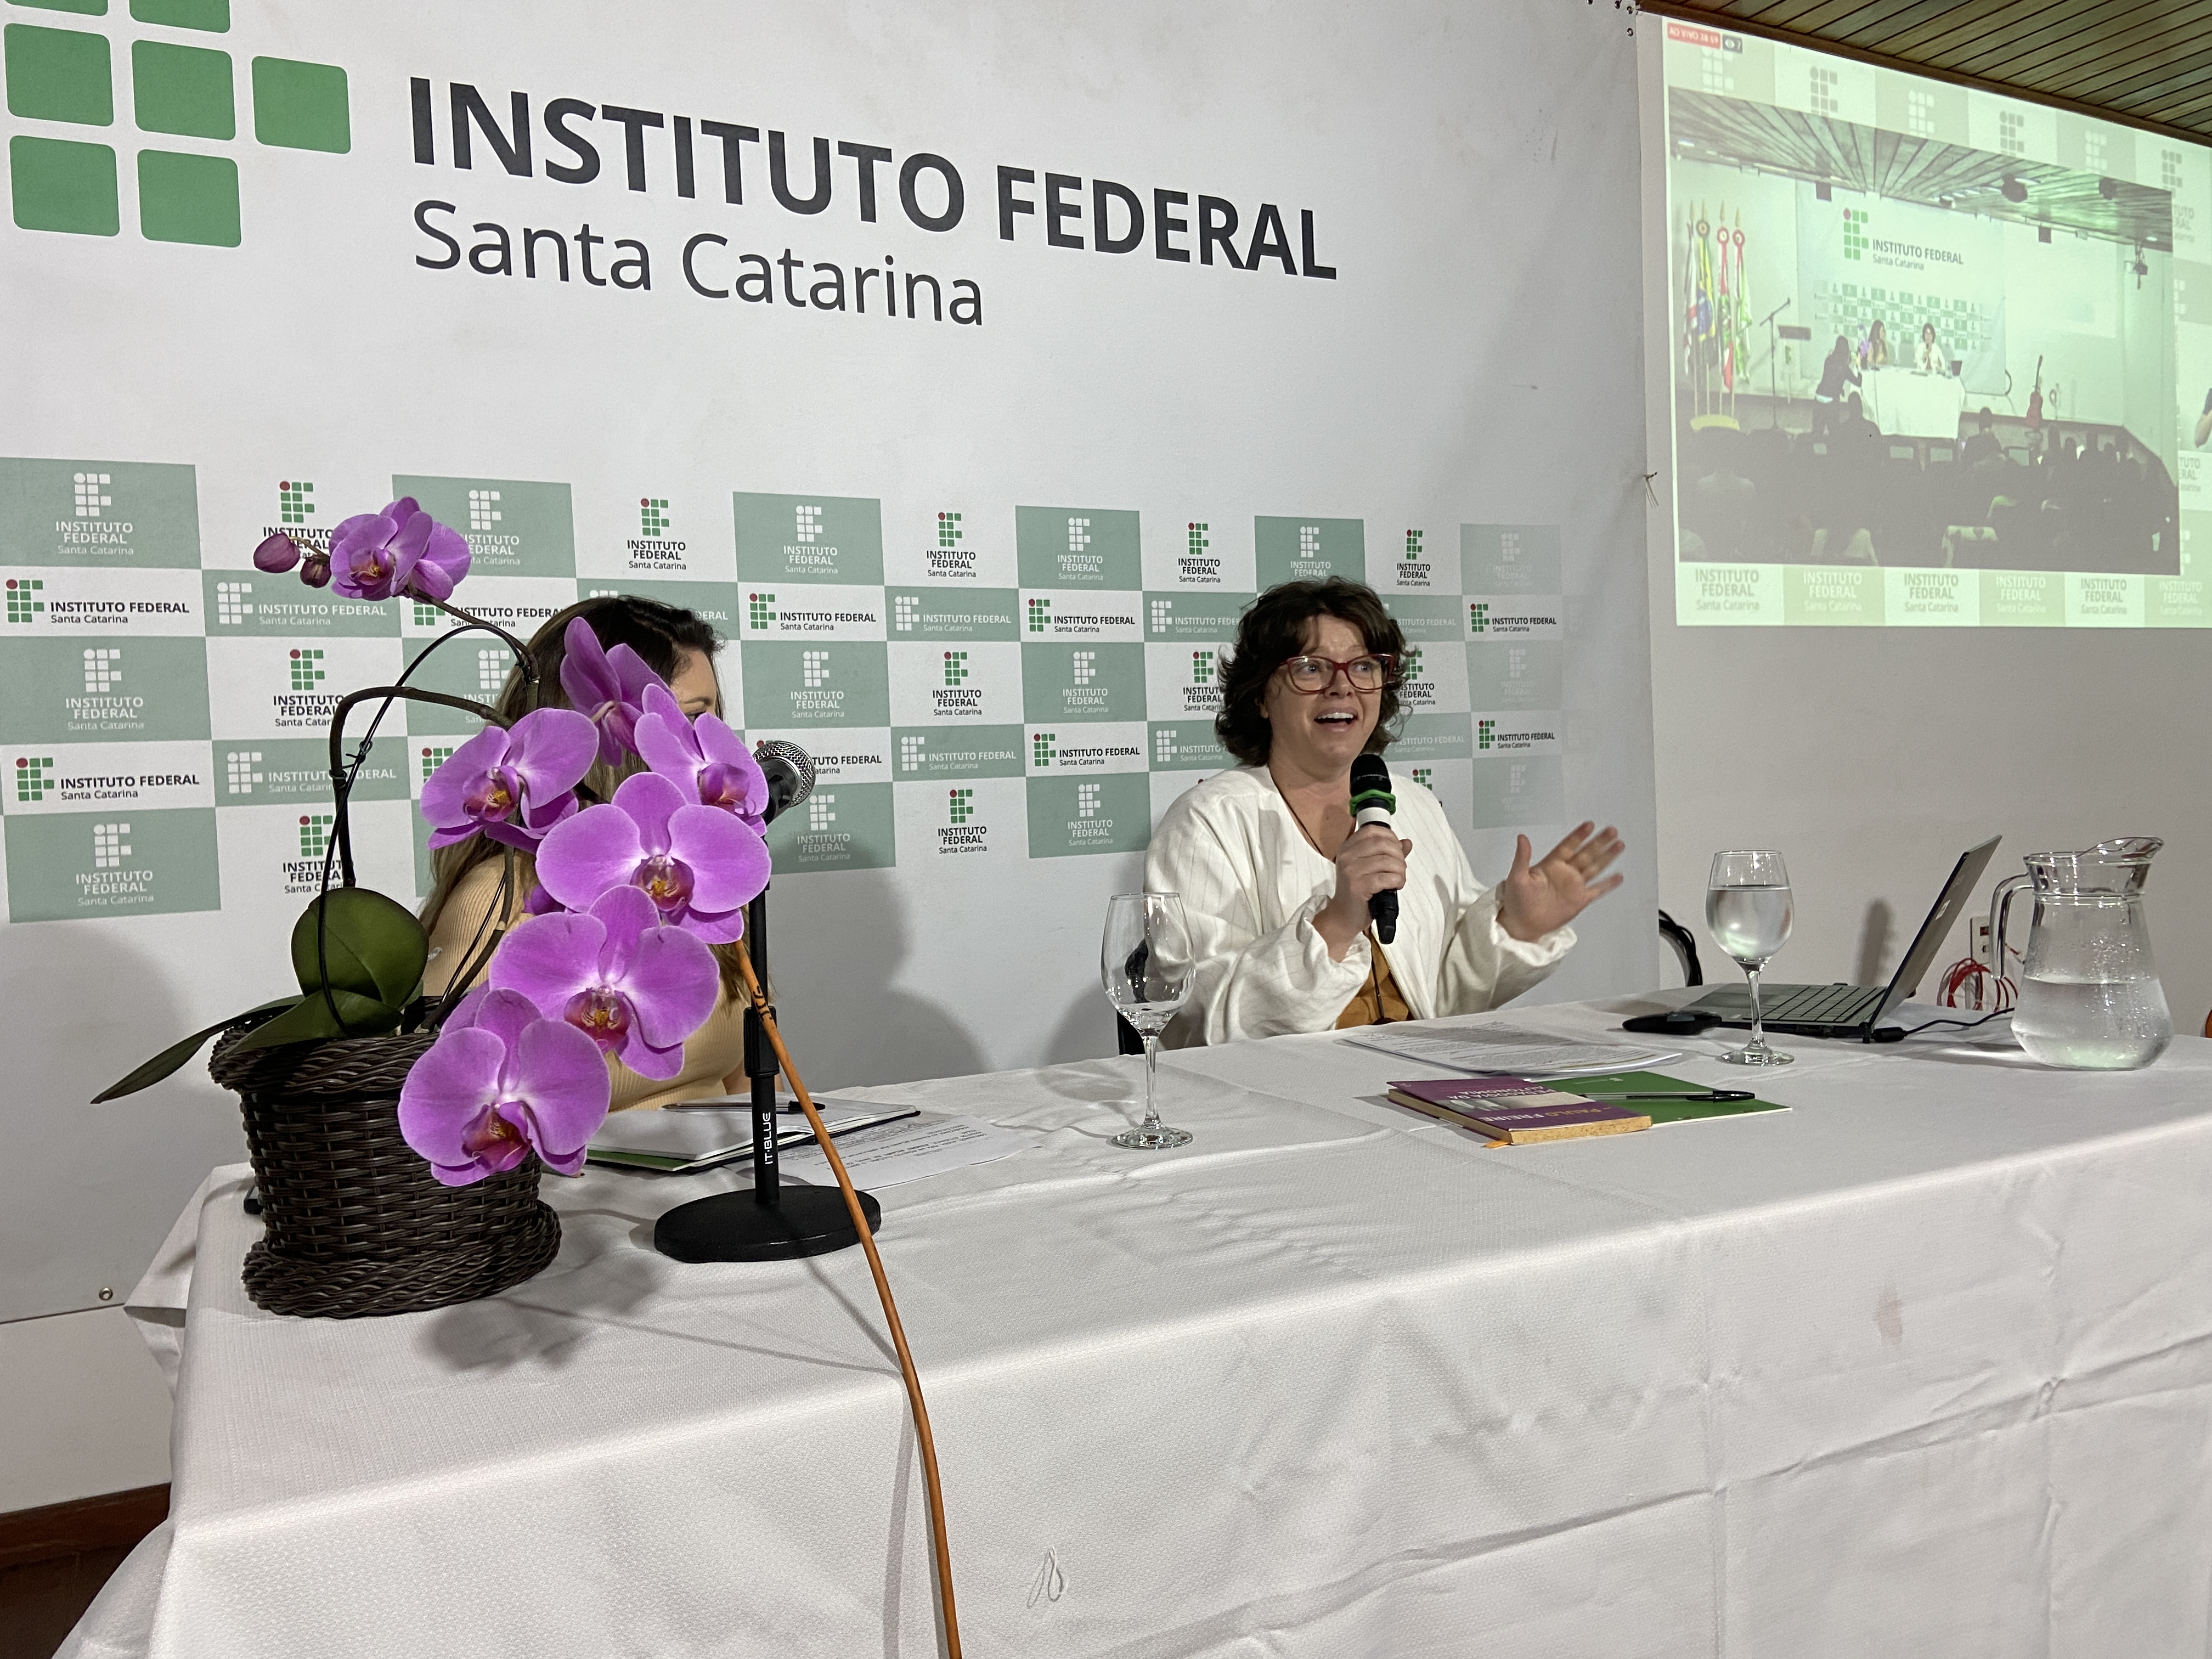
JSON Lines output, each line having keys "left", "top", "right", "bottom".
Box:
{"left": 732, "top": 951, "right": 962, "bottom": 1659}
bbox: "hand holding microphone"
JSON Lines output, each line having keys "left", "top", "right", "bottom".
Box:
{"left": 1315, "top": 754, "right": 1408, "bottom": 957}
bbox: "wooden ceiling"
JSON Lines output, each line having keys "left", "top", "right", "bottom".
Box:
{"left": 1641, "top": 1, "right": 2212, "bottom": 147}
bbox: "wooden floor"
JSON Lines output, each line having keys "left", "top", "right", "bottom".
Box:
{"left": 0, "top": 1488, "right": 167, "bottom": 1659}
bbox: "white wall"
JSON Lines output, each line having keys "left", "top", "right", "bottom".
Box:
{"left": 1641, "top": 36, "right": 2212, "bottom": 1026}
{"left": 0, "top": 1308, "right": 171, "bottom": 1511}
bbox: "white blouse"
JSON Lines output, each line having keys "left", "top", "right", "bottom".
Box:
{"left": 1144, "top": 766, "right": 1573, "bottom": 1047}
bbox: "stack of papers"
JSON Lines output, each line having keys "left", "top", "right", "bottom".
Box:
{"left": 1341, "top": 1022, "right": 1683, "bottom": 1077}
{"left": 586, "top": 1103, "right": 917, "bottom": 1173}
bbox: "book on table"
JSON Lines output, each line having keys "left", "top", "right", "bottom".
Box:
{"left": 1387, "top": 1073, "right": 1790, "bottom": 1145}
{"left": 1387, "top": 1077, "right": 1650, "bottom": 1144}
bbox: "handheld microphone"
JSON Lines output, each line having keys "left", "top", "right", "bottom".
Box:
{"left": 752, "top": 740, "right": 816, "bottom": 825}
{"left": 1348, "top": 753, "right": 1398, "bottom": 945}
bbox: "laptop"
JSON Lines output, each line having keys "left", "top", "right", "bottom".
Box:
{"left": 1685, "top": 836, "right": 2002, "bottom": 1040}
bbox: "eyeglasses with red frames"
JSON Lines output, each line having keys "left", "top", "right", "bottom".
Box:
{"left": 1276, "top": 653, "right": 1398, "bottom": 693}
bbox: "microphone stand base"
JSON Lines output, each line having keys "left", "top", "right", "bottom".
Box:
{"left": 653, "top": 1186, "right": 882, "bottom": 1262}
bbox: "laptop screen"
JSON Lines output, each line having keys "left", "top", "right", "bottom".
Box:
{"left": 1874, "top": 837, "right": 2002, "bottom": 1022}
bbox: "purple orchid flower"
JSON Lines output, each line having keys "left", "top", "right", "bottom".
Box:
{"left": 420, "top": 707, "right": 597, "bottom": 851}
{"left": 535, "top": 770, "right": 770, "bottom": 944}
{"left": 253, "top": 531, "right": 331, "bottom": 588}
{"left": 328, "top": 496, "right": 472, "bottom": 603}
{"left": 398, "top": 988, "right": 610, "bottom": 1184}
{"left": 489, "top": 885, "right": 719, "bottom": 1080}
{"left": 559, "top": 617, "right": 665, "bottom": 766}
{"left": 634, "top": 684, "right": 768, "bottom": 832}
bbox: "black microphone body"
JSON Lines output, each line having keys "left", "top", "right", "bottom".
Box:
{"left": 753, "top": 740, "right": 816, "bottom": 826}
{"left": 1347, "top": 753, "right": 1400, "bottom": 945}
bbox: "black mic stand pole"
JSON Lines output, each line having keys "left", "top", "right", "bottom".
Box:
{"left": 652, "top": 877, "right": 882, "bottom": 1262}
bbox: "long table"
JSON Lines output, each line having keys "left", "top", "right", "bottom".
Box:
{"left": 1861, "top": 364, "right": 1967, "bottom": 440}
{"left": 66, "top": 999, "right": 2212, "bottom": 1657}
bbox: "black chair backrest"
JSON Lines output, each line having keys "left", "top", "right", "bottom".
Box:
{"left": 1658, "top": 909, "right": 1704, "bottom": 986}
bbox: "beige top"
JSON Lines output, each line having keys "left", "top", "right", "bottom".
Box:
{"left": 424, "top": 860, "right": 748, "bottom": 1111}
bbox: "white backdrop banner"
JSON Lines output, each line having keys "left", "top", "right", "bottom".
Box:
{"left": 0, "top": 0, "right": 1656, "bottom": 1318}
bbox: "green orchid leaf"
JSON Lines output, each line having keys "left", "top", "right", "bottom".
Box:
{"left": 232, "top": 988, "right": 402, "bottom": 1055}
{"left": 92, "top": 996, "right": 301, "bottom": 1102}
{"left": 290, "top": 887, "right": 429, "bottom": 1008}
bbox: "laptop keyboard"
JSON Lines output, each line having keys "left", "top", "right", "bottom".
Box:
{"left": 1707, "top": 982, "right": 1887, "bottom": 1025}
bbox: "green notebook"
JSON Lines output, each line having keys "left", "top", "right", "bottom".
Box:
{"left": 1556, "top": 1071, "right": 1788, "bottom": 1126}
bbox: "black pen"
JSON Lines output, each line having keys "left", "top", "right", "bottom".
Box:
{"left": 1582, "top": 1090, "right": 1755, "bottom": 1102}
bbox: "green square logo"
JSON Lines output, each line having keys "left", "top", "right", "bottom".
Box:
{"left": 1148, "top": 719, "right": 1228, "bottom": 770}
{"left": 277, "top": 477, "right": 312, "bottom": 525}
{"left": 891, "top": 725, "right": 1023, "bottom": 778}
{"left": 936, "top": 511, "right": 962, "bottom": 548}
{"left": 286, "top": 645, "right": 323, "bottom": 690}
{"left": 1031, "top": 730, "right": 1055, "bottom": 766}
{"left": 5, "top": 23, "right": 112, "bottom": 124}
{"left": 946, "top": 787, "right": 973, "bottom": 825}
{"left": 250, "top": 55, "right": 346, "bottom": 152}
{"left": 1390, "top": 711, "right": 1475, "bottom": 763}
{"left": 884, "top": 586, "right": 1018, "bottom": 640}
{"left": 1020, "top": 642, "right": 1145, "bottom": 724}
{"left": 14, "top": 753, "right": 56, "bottom": 801}
{"left": 201, "top": 571, "right": 397, "bottom": 636}
{"left": 392, "top": 475, "right": 575, "bottom": 577}
{"left": 8, "top": 133, "right": 116, "bottom": 233}
{"left": 137, "top": 148, "right": 236, "bottom": 244}
{"left": 0, "top": 459, "right": 201, "bottom": 567}
{"left": 748, "top": 591, "right": 775, "bottom": 629}
{"left": 639, "top": 496, "right": 670, "bottom": 538}
{"left": 131, "top": 39, "right": 229, "bottom": 138}
{"left": 765, "top": 781, "right": 895, "bottom": 872}
{"left": 0, "top": 636, "right": 208, "bottom": 742}
{"left": 1381, "top": 593, "right": 1463, "bottom": 643}
{"left": 739, "top": 641, "right": 890, "bottom": 729}
{"left": 6, "top": 577, "right": 46, "bottom": 622}
{"left": 1255, "top": 516, "right": 1363, "bottom": 588}
{"left": 1015, "top": 506, "right": 1141, "bottom": 589}
{"left": 129, "top": 0, "right": 227, "bottom": 30}
{"left": 943, "top": 650, "right": 967, "bottom": 685}
{"left": 1143, "top": 590, "right": 1253, "bottom": 641}
{"left": 733, "top": 492, "right": 883, "bottom": 585}
{"left": 1462, "top": 524, "right": 1562, "bottom": 594}
{"left": 4, "top": 805, "right": 219, "bottom": 921}
{"left": 1026, "top": 774, "right": 1148, "bottom": 859}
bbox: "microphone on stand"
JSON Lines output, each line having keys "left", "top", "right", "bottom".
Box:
{"left": 656, "top": 735, "right": 883, "bottom": 1265}
{"left": 753, "top": 740, "right": 816, "bottom": 823}
{"left": 1348, "top": 753, "right": 1399, "bottom": 945}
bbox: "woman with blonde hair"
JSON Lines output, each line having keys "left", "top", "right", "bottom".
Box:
{"left": 421, "top": 592, "right": 751, "bottom": 1109}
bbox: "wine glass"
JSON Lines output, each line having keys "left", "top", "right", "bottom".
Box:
{"left": 1101, "top": 893, "right": 1195, "bottom": 1149}
{"left": 1706, "top": 850, "right": 1795, "bottom": 1067}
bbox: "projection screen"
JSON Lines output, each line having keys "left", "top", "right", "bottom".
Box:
{"left": 1662, "top": 20, "right": 2212, "bottom": 628}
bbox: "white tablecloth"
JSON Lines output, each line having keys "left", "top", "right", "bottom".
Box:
{"left": 66, "top": 999, "right": 2212, "bottom": 1658}
{"left": 1862, "top": 365, "right": 1967, "bottom": 439}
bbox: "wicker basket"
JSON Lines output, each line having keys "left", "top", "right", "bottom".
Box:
{"left": 208, "top": 1024, "right": 561, "bottom": 1318}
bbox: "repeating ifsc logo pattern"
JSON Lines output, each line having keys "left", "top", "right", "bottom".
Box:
{"left": 0, "top": 460, "right": 1567, "bottom": 915}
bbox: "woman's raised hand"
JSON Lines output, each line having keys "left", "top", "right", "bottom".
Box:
{"left": 1497, "top": 822, "right": 1626, "bottom": 943}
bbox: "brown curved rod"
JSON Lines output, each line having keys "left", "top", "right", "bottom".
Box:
{"left": 732, "top": 950, "right": 963, "bottom": 1658}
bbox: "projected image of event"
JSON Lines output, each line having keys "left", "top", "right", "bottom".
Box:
{"left": 1663, "top": 24, "right": 2204, "bottom": 627}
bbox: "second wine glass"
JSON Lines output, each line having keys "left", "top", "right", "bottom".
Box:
{"left": 1101, "top": 892, "right": 1194, "bottom": 1149}
{"left": 1706, "top": 849, "right": 1795, "bottom": 1068}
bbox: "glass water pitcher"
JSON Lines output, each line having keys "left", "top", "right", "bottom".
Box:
{"left": 1991, "top": 837, "right": 2171, "bottom": 1071}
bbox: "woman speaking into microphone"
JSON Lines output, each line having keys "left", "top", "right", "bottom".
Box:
{"left": 1145, "top": 578, "right": 1624, "bottom": 1046}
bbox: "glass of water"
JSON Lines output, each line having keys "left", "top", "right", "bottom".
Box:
{"left": 1101, "top": 892, "right": 1194, "bottom": 1149}
{"left": 1706, "top": 850, "right": 1795, "bottom": 1068}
